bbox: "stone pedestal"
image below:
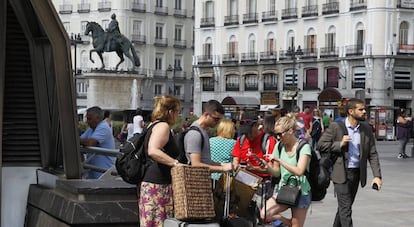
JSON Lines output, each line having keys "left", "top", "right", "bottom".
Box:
{"left": 84, "top": 72, "right": 145, "bottom": 110}
{"left": 25, "top": 179, "right": 139, "bottom": 226}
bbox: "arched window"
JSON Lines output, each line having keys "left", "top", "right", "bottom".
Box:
{"left": 248, "top": 34, "right": 256, "bottom": 54}
{"left": 399, "top": 21, "right": 409, "bottom": 45}
{"left": 266, "top": 32, "right": 275, "bottom": 55}
{"left": 305, "top": 28, "right": 316, "bottom": 53}
{"left": 203, "top": 37, "right": 212, "bottom": 57}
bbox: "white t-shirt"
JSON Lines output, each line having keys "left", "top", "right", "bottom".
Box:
{"left": 133, "top": 115, "right": 144, "bottom": 134}
{"left": 126, "top": 123, "right": 134, "bottom": 140}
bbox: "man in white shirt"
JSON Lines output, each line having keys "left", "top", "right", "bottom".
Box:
{"left": 133, "top": 108, "right": 144, "bottom": 135}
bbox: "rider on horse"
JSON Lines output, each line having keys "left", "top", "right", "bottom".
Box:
{"left": 105, "top": 13, "right": 120, "bottom": 51}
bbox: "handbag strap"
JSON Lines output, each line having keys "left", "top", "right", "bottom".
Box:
{"left": 286, "top": 175, "right": 300, "bottom": 186}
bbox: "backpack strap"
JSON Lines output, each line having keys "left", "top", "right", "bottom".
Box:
{"left": 336, "top": 120, "right": 348, "bottom": 135}
{"left": 188, "top": 125, "right": 204, "bottom": 148}
{"left": 261, "top": 133, "right": 271, "bottom": 155}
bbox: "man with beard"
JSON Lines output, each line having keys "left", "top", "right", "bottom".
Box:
{"left": 317, "top": 98, "right": 383, "bottom": 227}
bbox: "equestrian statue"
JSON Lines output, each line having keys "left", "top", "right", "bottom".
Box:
{"left": 84, "top": 14, "right": 140, "bottom": 70}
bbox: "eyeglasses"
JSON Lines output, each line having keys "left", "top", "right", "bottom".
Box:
{"left": 209, "top": 114, "right": 222, "bottom": 122}
{"left": 274, "top": 128, "right": 290, "bottom": 138}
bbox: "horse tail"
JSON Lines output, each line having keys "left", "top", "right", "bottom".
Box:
{"left": 130, "top": 45, "right": 141, "bottom": 67}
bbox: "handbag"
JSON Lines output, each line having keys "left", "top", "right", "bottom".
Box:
{"left": 276, "top": 175, "right": 301, "bottom": 206}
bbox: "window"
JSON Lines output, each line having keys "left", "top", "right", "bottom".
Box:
{"left": 154, "top": 84, "right": 163, "bottom": 95}
{"left": 356, "top": 27, "right": 364, "bottom": 49}
{"left": 305, "top": 34, "right": 316, "bottom": 52}
{"left": 247, "top": 0, "right": 257, "bottom": 13}
{"left": 229, "top": 0, "right": 238, "bottom": 15}
{"left": 287, "top": 30, "right": 295, "bottom": 49}
{"left": 80, "top": 50, "right": 88, "bottom": 70}
{"left": 174, "top": 55, "right": 182, "bottom": 69}
{"left": 228, "top": 36, "right": 238, "bottom": 57}
{"left": 205, "top": 1, "right": 214, "bottom": 18}
{"left": 399, "top": 21, "right": 408, "bottom": 45}
{"left": 202, "top": 78, "right": 215, "bottom": 91}
{"left": 175, "top": 0, "right": 182, "bottom": 9}
{"left": 81, "top": 21, "right": 88, "bottom": 33}
{"left": 267, "top": 0, "right": 276, "bottom": 12}
{"left": 133, "top": 20, "right": 142, "bottom": 35}
{"left": 155, "top": 54, "right": 163, "bottom": 70}
{"left": 226, "top": 75, "right": 240, "bottom": 91}
{"left": 175, "top": 25, "right": 183, "bottom": 41}
{"left": 284, "top": 69, "right": 297, "bottom": 87}
{"left": 326, "top": 32, "right": 336, "bottom": 51}
{"left": 156, "top": 0, "right": 163, "bottom": 7}
{"left": 263, "top": 73, "right": 277, "bottom": 90}
{"left": 203, "top": 43, "right": 212, "bottom": 57}
{"left": 305, "top": 68, "right": 318, "bottom": 89}
{"left": 352, "top": 67, "right": 366, "bottom": 88}
{"left": 156, "top": 23, "right": 163, "bottom": 39}
{"left": 285, "top": 0, "right": 296, "bottom": 8}
{"left": 248, "top": 34, "right": 256, "bottom": 54}
{"left": 245, "top": 74, "right": 258, "bottom": 91}
{"left": 394, "top": 68, "right": 412, "bottom": 89}
{"left": 326, "top": 68, "right": 338, "bottom": 88}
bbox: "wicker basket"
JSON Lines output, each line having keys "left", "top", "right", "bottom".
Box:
{"left": 171, "top": 166, "right": 215, "bottom": 220}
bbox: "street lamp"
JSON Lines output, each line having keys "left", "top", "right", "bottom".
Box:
{"left": 286, "top": 45, "right": 303, "bottom": 110}
{"left": 70, "top": 33, "right": 84, "bottom": 76}
{"left": 168, "top": 64, "right": 181, "bottom": 96}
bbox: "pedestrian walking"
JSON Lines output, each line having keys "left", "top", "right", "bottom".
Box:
{"left": 396, "top": 108, "right": 412, "bottom": 159}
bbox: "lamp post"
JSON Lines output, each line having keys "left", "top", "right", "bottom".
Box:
{"left": 167, "top": 64, "right": 178, "bottom": 96}
{"left": 286, "top": 45, "right": 303, "bottom": 110}
{"left": 70, "top": 33, "right": 84, "bottom": 76}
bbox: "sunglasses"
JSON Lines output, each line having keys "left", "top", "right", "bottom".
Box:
{"left": 274, "top": 128, "right": 290, "bottom": 137}
{"left": 209, "top": 114, "right": 222, "bottom": 122}
{"left": 239, "top": 119, "right": 256, "bottom": 126}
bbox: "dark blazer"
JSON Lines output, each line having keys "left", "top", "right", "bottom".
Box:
{"left": 316, "top": 121, "right": 382, "bottom": 187}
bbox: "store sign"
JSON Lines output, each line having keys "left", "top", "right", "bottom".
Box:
{"left": 401, "top": 0, "right": 414, "bottom": 8}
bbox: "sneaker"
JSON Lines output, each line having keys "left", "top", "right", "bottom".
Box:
{"left": 398, "top": 154, "right": 404, "bottom": 159}
{"left": 403, "top": 154, "right": 410, "bottom": 159}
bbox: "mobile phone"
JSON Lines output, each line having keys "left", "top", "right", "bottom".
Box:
{"left": 251, "top": 153, "right": 266, "bottom": 168}
{"left": 372, "top": 183, "right": 379, "bottom": 190}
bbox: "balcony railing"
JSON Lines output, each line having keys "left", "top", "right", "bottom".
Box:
{"left": 262, "top": 11, "right": 278, "bottom": 22}
{"left": 202, "top": 84, "right": 215, "bottom": 92}
{"left": 131, "top": 34, "right": 146, "bottom": 44}
{"left": 245, "top": 84, "right": 258, "bottom": 91}
{"left": 281, "top": 8, "right": 298, "bottom": 20}
{"left": 397, "top": 44, "right": 414, "bottom": 54}
{"left": 322, "top": 2, "right": 339, "bottom": 15}
{"left": 350, "top": 1, "right": 367, "bottom": 11}
{"left": 154, "top": 38, "right": 168, "bottom": 47}
{"left": 59, "top": 4, "right": 72, "bottom": 14}
{"left": 301, "top": 48, "right": 318, "bottom": 59}
{"left": 200, "top": 17, "right": 215, "bottom": 28}
{"left": 224, "top": 15, "right": 239, "bottom": 26}
{"left": 154, "top": 6, "right": 168, "bottom": 15}
{"left": 197, "top": 55, "right": 213, "bottom": 64}
{"left": 222, "top": 54, "right": 239, "bottom": 63}
{"left": 264, "top": 83, "right": 277, "bottom": 91}
{"left": 153, "top": 70, "right": 167, "bottom": 78}
{"left": 260, "top": 51, "right": 277, "bottom": 61}
{"left": 173, "top": 40, "right": 187, "bottom": 48}
{"left": 397, "top": 0, "right": 414, "bottom": 8}
{"left": 320, "top": 47, "right": 339, "bottom": 58}
{"left": 98, "top": 1, "right": 111, "bottom": 12}
{"left": 173, "top": 71, "right": 186, "bottom": 79}
{"left": 174, "top": 8, "right": 187, "bottom": 17}
{"left": 226, "top": 84, "right": 239, "bottom": 91}
{"left": 241, "top": 52, "right": 258, "bottom": 62}
{"left": 346, "top": 45, "right": 363, "bottom": 56}
{"left": 77, "top": 3, "right": 90, "bottom": 13}
{"left": 302, "top": 5, "right": 318, "bottom": 17}
{"left": 131, "top": 2, "right": 146, "bottom": 12}
{"left": 243, "top": 13, "right": 258, "bottom": 24}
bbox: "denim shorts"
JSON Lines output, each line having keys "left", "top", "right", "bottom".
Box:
{"left": 294, "top": 194, "right": 311, "bottom": 209}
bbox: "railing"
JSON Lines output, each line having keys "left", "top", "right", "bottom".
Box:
{"left": 59, "top": 4, "right": 72, "bottom": 14}
{"left": 245, "top": 84, "right": 258, "bottom": 91}
{"left": 131, "top": 34, "right": 146, "bottom": 44}
{"left": 320, "top": 47, "right": 339, "bottom": 58}
{"left": 346, "top": 45, "right": 363, "bottom": 56}
{"left": 262, "top": 11, "right": 278, "bottom": 22}
{"left": 98, "top": 1, "right": 111, "bottom": 12}
{"left": 224, "top": 15, "right": 239, "bottom": 26}
{"left": 174, "top": 8, "right": 187, "bottom": 17}
{"left": 132, "top": 2, "right": 146, "bottom": 12}
{"left": 301, "top": 48, "right": 318, "bottom": 59}
{"left": 197, "top": 55, "right": 213, "bottom": 64}
{"left": 322, "top": 2, "right": 339, "bottom": 15}
{"left": 397, "top": 44, "right": 414, "bottom": 54}
{"left": 350, "top": 1, "right": 367, "bottom": 11}
{"left": 225, "top": 84, "right": 239, "bottom": 91}
{"left": 77, "top": 3, "right": 90, "bottom": 13}
{"left": 154, "top": 6, "right": 168, "bottom": 15}
{"left": 243, "top": 13, "right": 258, "bottom": 24}
{"left": 154, "top": 38, "right": 168, "bottom": 47}
{"left": 302, "top": 5, "right": 318, "bottom": 17}
{"left": 260, "top": 51, "right": 277, "bottom": 61}
{"left": 263, "top": 83, "right": 277, "bottom": 90}
{"left": 241, "top": 52, "right": 258, "bottom": 62}
{"left": 222, "top": 54, "right": 239, "bottom": 63}
{"left": 281, "top": 8, "right": 298, "bottom": 20}
{"left": 80, "top": 146, "right": 120, "bottom": 176}
{"left": 173, "top": 40, "right": 187, "bottom": 48}
{"left": 154, "top": 70, "right": 167, "bottom": 78}
{"left": 200, "top": 17, "right": 215, "bottom": 27}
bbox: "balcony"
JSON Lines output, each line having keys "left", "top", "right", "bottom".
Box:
{"left": 98, "top": 1, "right": 111, "bottom": 12}
{"left": 397, "top": 0, "right": 414, "bottom": 8}
{"left": 200, "top": 17, "right": 215, "bottom": 28}
{"left": 278, "top": 50, "right": 289, "bottom": 61}
{"left": 173, "top": 71, "right": 186, "bottom": 79}
{"left": 350, "top": 2, "right": 367, "bottom": 11}
{"left": 59, "top": 4, "right": 72, "bottom": 14}
{"left": 226, "top": 84, "right": 239, "bottom": 91}
{"left": 77, "top": 3, "right": 90, "bottom": 13}
{"left": 154, "top": 6, "right": 168, "bottom": 15}
{"left": 153, "top": 70, "right": 167, "bottom": 79}
{"left": 302, "top": 5, "right": 318, "bottom": 17}
{"left": 154, "top": 38, "right": 168, "bottom": 47}
{"left": 322, "top": 2, "right": 339, "bottom": 15}
{"left": 301, "top": 48, "right": 318, "bottom": 59}
{"left": 222, "top": 54, "right": 239, "bottom": 64}
{"left": 281, "top": 8, "right": 298, "bottom": 20}
{"left": 397, "top": 44, "right": 414, "bottom": 55}
{"left": 173, "top": 40, "right": 187, "bottom": 49}
{"left": 320, "top": 47, "right": 339, "bottom": 58}
{"left": 174, "top": 8, "right": 187, "bottom": 18}
{"left": 197, "top": 55, "right": 213, "bottom": 65}
{"left": 262, "top": 11, "right": 278, "bottom": 22}
{"left": 131, "top": 34, "right": 146, "bottom": 44}
{"left": 131, "top": 2, "right": 146, "bottom": 12}
{"left": 243, "top": 13, "right": 258, "bottom": 24}
{"left": 260, "top": 51, "right": 277, "bottom": 62}
{"left": 224, "top": 15, "right": 239, "bottom": 26}
{"left": 241, "top": 52, "right": 258, "bottom": 63}
{"left": 346, "top": 45, "right": 363, "bottom": 56}
{"left": 352, "top": 81, "right": 365, "bottom": 89}
{"left": 245, "top": 83, "right": 258, "bottom": 91}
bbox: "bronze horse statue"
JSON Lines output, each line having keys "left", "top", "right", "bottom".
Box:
{"left": 84, "top": 21, "right": 140, "bottom": 70}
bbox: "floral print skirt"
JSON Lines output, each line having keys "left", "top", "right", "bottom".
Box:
{"left": 139, "top": 182, "right": 174, "bottom": 227}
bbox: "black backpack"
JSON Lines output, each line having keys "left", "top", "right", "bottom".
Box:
{"left": 277, "top": 140, "right": 331, "bottom": 201}
{"left": 115, "top": 121, "right": 160, "bottom": 184}
{"left": 311, "top": 118, "right": 322, "bottom": 139}
{"left": 174, "top": 125, "right": 204, "bottom": 164}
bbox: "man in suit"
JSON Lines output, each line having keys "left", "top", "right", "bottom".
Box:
{"left": 317, "top": 98, "right": 382, "bottom": 227}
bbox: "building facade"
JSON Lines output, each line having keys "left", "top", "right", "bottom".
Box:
{"left": 193, "top": 0, "right": 414, "bottom": 123}
{"left": 52, "top": 0, "right": 195, "bottom": 116}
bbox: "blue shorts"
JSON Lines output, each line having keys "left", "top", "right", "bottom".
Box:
{"left": 294, "top": 194, "right": 311, "bottom": 209}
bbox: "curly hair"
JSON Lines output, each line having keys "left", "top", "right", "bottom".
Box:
{"left": 151, "top": 96, "right": 181, "bottom": 125}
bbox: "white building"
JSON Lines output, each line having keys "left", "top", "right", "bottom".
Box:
{"left": 193, "top": 0, "right": 414, "bottom": 128}
{"left": 52, "top": 0, "right": 195, "bottom": 116}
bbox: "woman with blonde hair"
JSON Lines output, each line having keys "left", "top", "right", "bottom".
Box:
{"left": 261, "top": 116, "right": 312, "bottom": 227}
{"left": 210, "top": 119, "right": 236, "bottom": 181}
{"left": 139, "top": 95, "right": 185, "bottom": 227}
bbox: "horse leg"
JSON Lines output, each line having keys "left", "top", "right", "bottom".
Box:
{"left": 98, "top": 51, "right": 105, "bottom": 70}
{"left": 115, "top": 50, "right": 124, "bottom": 70}
{"left": 89, "top": 49, "right": 96, "bottom": 64}
{"left": 123, "top": 47, "right": 135, "bottom": 67}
